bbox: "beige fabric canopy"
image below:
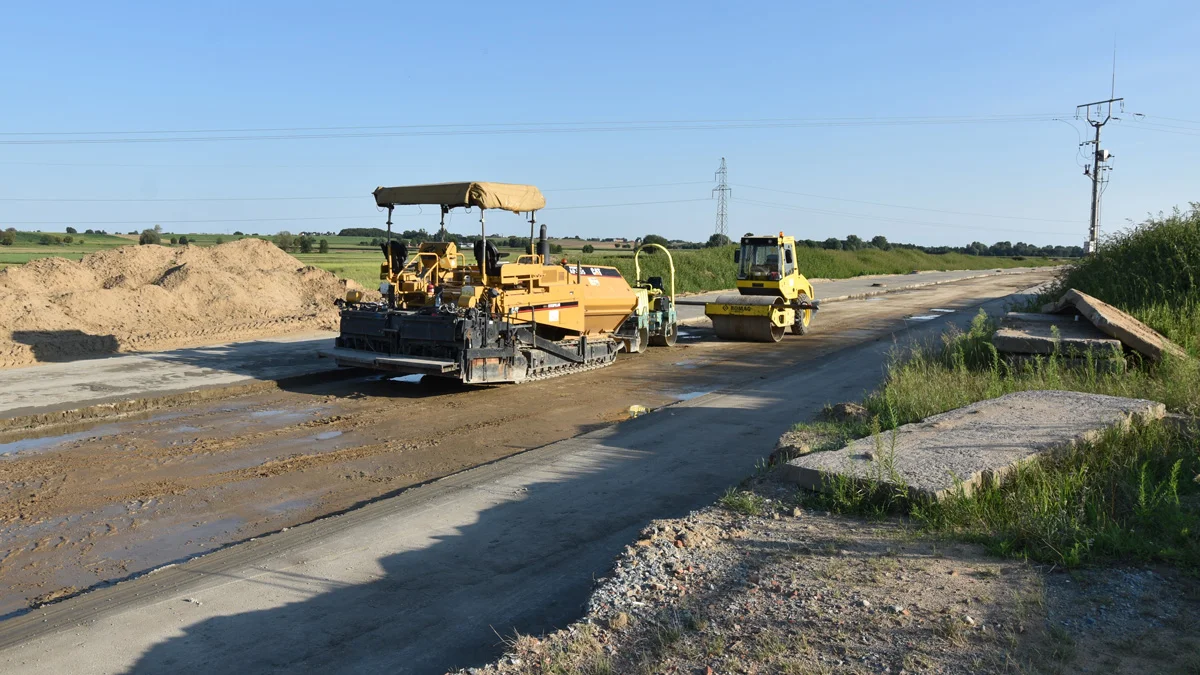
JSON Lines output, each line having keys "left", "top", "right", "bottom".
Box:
{"left": 373, "top": 182, "right": 546, "bottom": 212}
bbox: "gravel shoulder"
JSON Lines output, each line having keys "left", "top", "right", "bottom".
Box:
{"left": 460, "top": 472, "right": 1200, "bottom": 675}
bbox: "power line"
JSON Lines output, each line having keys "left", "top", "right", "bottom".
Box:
{"left": 0, "top": 181, "right": 712, "bottom": 203}
{"left": 0, "top": 114, "right": 1070, "bottom": 146}
{"left": 733, "top": 184, "right": 1081, "bottom": 224}
{"left": 0, "top": 113, "right": 1067, "bottom": 137}
{"left": 2, "top": 197, "right": 714, "bottom": 225}
{"left": 734, "top": 197, "right": 1080, "bottom": 237}
{"left": 543, "top": 198, "right": 711, "bottom": 210}
{"left": 0, "top": 195, "right": 362, "bottom": 203}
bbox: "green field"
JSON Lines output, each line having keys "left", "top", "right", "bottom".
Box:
{"left": 1, "top": 230, "right": 1059, "bottom": 291}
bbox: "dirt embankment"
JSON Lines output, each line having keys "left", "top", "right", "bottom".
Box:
{"left": 0, "top": 239, "right": 363, "bottom": 368}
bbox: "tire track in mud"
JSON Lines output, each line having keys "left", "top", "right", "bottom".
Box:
{"left": 0, "top": 408, "right": 525, "bottom": 525}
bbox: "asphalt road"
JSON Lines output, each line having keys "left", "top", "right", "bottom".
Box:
{"left": 674, "top": 266, "right": 1049, "bottom": 323}
{"left": 0, "top": 273, "right": 1050, "bottom": 675}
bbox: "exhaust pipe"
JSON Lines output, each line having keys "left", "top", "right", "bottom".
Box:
{"left": 537, "top": 223, "right": 549, "bottom": 260}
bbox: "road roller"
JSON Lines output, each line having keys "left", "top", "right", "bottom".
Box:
{"left": 704, "top": 232, "right": 819, "bottom": 342}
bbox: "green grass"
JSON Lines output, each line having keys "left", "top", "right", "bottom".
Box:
{"left": 794, "top": 310, "right": 1200, "bottom": 569}
{"left": 916, "top": 420, "right": 1199, "bottom": 569}
{"left": 579, "top": 245, "right": 1060, "bottom": 295}
{"left": 718, "top": 487, "right": 768, "bottom": 515}
{"left": 1035, "top": 204, "right": 1200, "bottom": 355}
{"left": 787, "top": 206, "right": 1200, "bottom": 568}
{"left": 1, "top": 227, "right": 1059, "bottom": 289}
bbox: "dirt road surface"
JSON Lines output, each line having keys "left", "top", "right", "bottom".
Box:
{"left": 0, "top": 266, "right": 1051, "bottom": 427}
{"left": 0, "top": 271, "right": 1052, "bottom": 674}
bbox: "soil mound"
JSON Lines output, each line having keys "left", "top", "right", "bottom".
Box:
{"left": 0, "top": 239, "right": 364, "bottom": 368}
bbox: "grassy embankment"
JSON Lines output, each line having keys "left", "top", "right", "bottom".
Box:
{"left": 580, "top": 245, "right": 1060, "bottom": 295}
{"left": 781, "top": 207, "right": 1200, "bottom": 571}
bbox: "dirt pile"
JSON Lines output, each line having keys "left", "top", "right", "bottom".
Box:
{"left": 0, "top": 239, "right": 364, "bottom": 368}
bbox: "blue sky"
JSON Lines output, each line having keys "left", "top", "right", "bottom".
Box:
{"left": 1, "top": 1, "right": 1197, "bottom": 246}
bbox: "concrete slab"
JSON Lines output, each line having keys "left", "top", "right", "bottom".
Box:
{"left": 1044, "top": 289, "right": 1188, "bottom": 362}
{"left": 783, "top": 390, "right": 1165, "bottom": 501}
{"left": 992, "top": 312, "right": 1123, "bottom": 356}
{"left": 0, "top": 332, "right": 339, "bottom": 432}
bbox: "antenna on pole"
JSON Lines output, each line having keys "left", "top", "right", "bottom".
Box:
{"left": 713, "top": 157, "right": 730, "bottom": 239}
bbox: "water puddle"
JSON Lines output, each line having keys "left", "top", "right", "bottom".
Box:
{"left": 675, "top": 391, "right": 712, "bottom": 401}
{"left": 931, "top": 308, "right": 955, "bottom": 314}
{"left": 263, "top": 496, "right": 318, "bottom": 515}
{"left": 676, "top": 329, "right": 703, "bottom": 341}
{"left": 906, "top": 315, "right": 939, "bottom": 321}
{"left": 390, "top": 374, "right": 425, "bottom": 384}
{"left": 173, "top": 425, "right": 203, "bottom": 433}
{"left": 313, "top": 430, "right": 343, "bottom": 441}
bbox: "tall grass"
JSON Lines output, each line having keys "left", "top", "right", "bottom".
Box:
{"left": 798, "top": 310, "right": 1200, "bottom": 568}
{"left": 859, "top": 311, "right": 1200, "bottom": 421}
{"left": 1042, "top": 203, "right": 1200, "bottom": 354}
{"left": 917, "top": 420, "right": 1199, "bottom": 569}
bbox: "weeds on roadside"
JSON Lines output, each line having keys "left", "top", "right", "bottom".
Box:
{"left": 719, "top": 487, "right": 766, "bottom": 516}
{"left": 913, "top": 420, "right": 1200, "bottom": 569}
{"left": 789, "top": 304, "right": 1200, "bottom": 569}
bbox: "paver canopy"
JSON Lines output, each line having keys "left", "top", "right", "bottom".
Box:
{"left": 372, "top": 182, "right": 546, "bottom": 213}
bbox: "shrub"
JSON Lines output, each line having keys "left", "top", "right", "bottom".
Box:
{"left": 581, "top": 244, "right": 595, "bottom": 254}
{"left": 139, "top": 229, "right": 161, "bottom": 245}
{"left": 39, "top": 234, "right": 61, "bottom": 245}
{"left": 178, "top": 235, "right": 189, "bottom": 246}
{"left": 1, "top": 229, "right": 15, "bottom": 246}
{"left": 62, "top": 235, "right": 73, "bottom": 244}
{"left": 298, "top": 235, "right": 314, "bottom": 254}
{"left": 318, "top": 239, "right": 329, "bottom": 253}
{"left": 65, "top": 226, "right": 77, "bottom": 234}
{"left": 274, "top": 231, "right": 294, "bottom": 252}
{"left": 641, "top": 234, "right": 670, "bottom": 251}
{"left": 169, "top": 237, "right": 178, "bottom": 245}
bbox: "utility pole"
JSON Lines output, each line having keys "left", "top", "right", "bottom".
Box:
{"left": 1076, "top": 96, "right": 1122, "bottom": 254}
{"left": 713, "top": 158, "right": 729, "bottom": 239}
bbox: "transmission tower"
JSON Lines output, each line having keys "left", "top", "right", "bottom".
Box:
{"left": 713, "top": 157, "right": 730, "bottom": 238}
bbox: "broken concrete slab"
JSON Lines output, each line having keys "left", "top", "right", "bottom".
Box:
{"left": 992, "top": 312, "right": 1123, "bottom": 356}
{"left": 1043, "top": 289, "right": 1188, "bottom": 362}
{"left": 782, "top": 390, "right": 1165, "bottom": 501}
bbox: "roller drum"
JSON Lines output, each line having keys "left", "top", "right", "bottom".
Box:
{"left": 707, "top": 294, "right": 787, "bottom": 343}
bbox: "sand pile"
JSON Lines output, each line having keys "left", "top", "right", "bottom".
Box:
{"left": 0, "top": 239, "right": 364, "bottom": 368}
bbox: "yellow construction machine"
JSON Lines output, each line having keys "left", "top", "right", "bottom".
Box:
{"left": 704, "top": 232, "right": 818, "bottom": 342}
{"left": 322, "top": 182, "right": 664, "bottom": 384}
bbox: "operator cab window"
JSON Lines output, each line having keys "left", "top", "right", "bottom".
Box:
{"left": 738, "top": 238, "right": 785, "bottom": 280}
{"left": 783, "top": 243, "right": 796, "bottom": 276}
